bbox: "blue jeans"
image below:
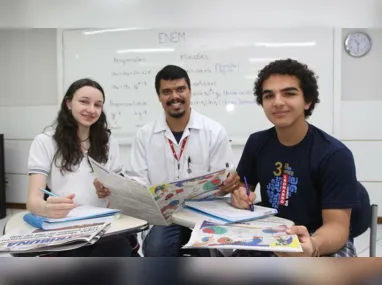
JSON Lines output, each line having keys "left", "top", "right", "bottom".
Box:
{"left": 143, "top": 224, "right": 212, "bottom": 257}
{"left": 143, "top": 224, "right": 182, "bottom": 257}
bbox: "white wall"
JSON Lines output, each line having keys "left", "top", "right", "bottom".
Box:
{"left": 0, "top": 0, "right": 381, "bottom": 214}
{"left": 0, "top": 0, "right": 381, "bottom": 28}
{"left": 339, "top": 28, "right": 382, "bottom": 215}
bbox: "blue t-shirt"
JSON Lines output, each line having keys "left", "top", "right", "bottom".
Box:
{"left": 237, "top": 124, "right": 360, "bottom": 232}
{"left": 172, "top": 131, "right": 183, "bottom": 144}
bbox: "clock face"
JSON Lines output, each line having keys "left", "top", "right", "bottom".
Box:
{"left": 344, "top": 32, "right": 372, "bottom": 57}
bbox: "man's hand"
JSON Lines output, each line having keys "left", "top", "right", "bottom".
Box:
{"left": 275, "top": 226, "right": 315, "bottom": 257}
{"left": 220, "top": 171, "right": 241, "bottom": 193}
{"left": 94, "top": 178, "right": 110, "bottom": 198}
{"left": 231, "top": 187, "right": 256, "bottom": 209}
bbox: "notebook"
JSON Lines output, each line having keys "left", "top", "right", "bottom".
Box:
{"left": 23, "top": 205, "right": 120, "bottom": 230}
{"left": 183, "top": 197, "right": 278, "bottom": 223}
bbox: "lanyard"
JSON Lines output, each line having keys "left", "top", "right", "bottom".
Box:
{"left": 168, "top": 136, "right": 188, "bottom": 162}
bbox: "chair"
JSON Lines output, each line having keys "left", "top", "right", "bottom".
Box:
{"left": 369, "top": 204, "right": 378, "bottom": 257}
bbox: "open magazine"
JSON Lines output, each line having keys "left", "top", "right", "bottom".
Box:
{"left": 183, "top": 220, "right": 303, "bottom": 253}
{"left": 89, "top": 157, "right": 229, "bottom": 226}
{"left": 0, "top": 222, "right": 110, "bottom": 253}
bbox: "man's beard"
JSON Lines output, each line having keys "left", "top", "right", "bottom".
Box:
{"left": 167, "top": 98, "right": 186, "bottom": 118}
{"left": 169, "top": 110, "right": 186, "bottom": 118}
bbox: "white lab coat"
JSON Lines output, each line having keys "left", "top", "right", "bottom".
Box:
{"left": 126, "top": 109, "right": 234, "bottom": 245}
{"left": 126, "top": 108, "right": 234, "bottom": 185}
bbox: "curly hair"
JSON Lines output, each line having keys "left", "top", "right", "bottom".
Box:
{"left": 50, "top": 78, "right": 111, "bottom": 173}
{"left": 253, "top": 59, "right": 320, "bottom": 118}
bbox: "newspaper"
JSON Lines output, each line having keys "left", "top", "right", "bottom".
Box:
{"left": 89, "top": 157, "right": 229, "bottom": 226}
{"left": 0, "top": 222, "right": 110, "bottom": 253}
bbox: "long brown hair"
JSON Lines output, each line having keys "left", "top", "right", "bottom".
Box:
{"left": 50, "top": 78, "right": 111, "bottom": 173}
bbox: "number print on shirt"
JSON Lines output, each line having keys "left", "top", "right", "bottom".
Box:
{"left": 273, "top": 161, "right": 283, "bottom": 176}
{"left": 266, "top": 161, "right": 299, "bottom": 209}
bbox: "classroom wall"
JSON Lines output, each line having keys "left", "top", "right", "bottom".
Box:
{"left": 340, "top": 28, "right": 382, "bottom": 215}
{"left": 0, "top": 0, "right": 381, "bottom": 214}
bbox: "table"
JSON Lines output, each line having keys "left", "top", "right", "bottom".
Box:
{"left": 2, "top": 211, "right": 149, "bottom": 256}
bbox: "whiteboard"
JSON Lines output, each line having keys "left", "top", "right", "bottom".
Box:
{"left": 62, "top": 28, "right": 334, "bottom": 144}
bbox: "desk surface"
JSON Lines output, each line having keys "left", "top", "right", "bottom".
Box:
{"left": 172, "top": 208, "right": 294, "bottom": 229}
{"left": 4, "top": 211, "right": 149, "bottom": 237}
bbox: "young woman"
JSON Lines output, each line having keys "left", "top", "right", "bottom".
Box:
{"left": 27, "top": 78, "right": 135, "bottom": 257}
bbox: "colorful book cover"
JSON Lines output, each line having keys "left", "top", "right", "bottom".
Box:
{"left": 183, "top": 220, "right": 303, "bottom": 253}
{"left": 147, "top": 168, "right": 227, "bottom": 220}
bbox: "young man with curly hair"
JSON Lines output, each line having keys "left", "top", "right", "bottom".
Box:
{"left": 231, "top": 59, "right": 370, "bottom": 257}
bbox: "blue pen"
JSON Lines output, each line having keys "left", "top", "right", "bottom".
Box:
{"left": 39, "top": 188, "right": 60, "bottom": 197}
{"left": 243, "top": 177, "right": 254, "bottom": 212}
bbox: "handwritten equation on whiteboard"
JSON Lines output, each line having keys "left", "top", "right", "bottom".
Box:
{"left": 106, "top": 31, "right": 256, "bottom": 131}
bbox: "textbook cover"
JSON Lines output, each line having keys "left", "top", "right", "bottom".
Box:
{"left": 183, "top": 220, "right": 303, "bottom": 253}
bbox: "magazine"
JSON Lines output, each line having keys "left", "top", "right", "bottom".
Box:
{"left": 0, "top": 222, "right": 110, "bottom": 253}
{"left": 183, "top": 220, "right": 303, "bottom": 253}
{"left": 89, "top": 157, "right": 229, "bottom": 226}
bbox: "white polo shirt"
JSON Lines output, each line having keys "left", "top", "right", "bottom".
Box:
{"left": 28, "top": 131, "right": 123, "bottom": 208}
{"left": 126, "top": 109, "right": 234, "bottom": 185}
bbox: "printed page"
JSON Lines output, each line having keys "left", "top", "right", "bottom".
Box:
{"left": 107, "top": 177, "right": 169, "bottom": 226}
{"left": 183, "top": 220, "right": 303, "bottom": 253}
{"left": 89, "top": 157, "right": 168, "bottom": 226}
{"left": 0, "top": 223, "right": 109, "bottom": 253}
{"left": 146, "top": 168, "right": 228, "bottom": 221}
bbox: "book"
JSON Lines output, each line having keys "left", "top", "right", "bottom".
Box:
{"left": 23, "top": 205, "right": 120, "bottom": 230}
{"left": 0, "top": 222, "right": 110, "bottom": 253}
{"left": 183, "top": 220, "right": 303, "bottom": 253}
{"left": 88, "top": 157, "right": 230, "bottom": 226}
{"left": 184, "top": 197, "right": 278, "bottom": 223}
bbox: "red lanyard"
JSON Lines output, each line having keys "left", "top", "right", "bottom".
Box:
{"left": 168, "top": 136, "right": 188, "bottom": 161}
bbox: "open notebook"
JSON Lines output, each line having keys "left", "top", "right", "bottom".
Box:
{"left": 184, "top": 197, "right": 278, "bottom": 223}
{"left": 23, "top": 205, "right": 120, "bottom": 230}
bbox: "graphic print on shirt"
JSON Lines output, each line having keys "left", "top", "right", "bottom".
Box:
{"left": 266, "top": 161, "right": 298, "bottom": 208}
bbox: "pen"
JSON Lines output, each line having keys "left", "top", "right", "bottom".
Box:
{"left": 243, "top": 176, "right": 254, "bottom": 212}
{"left": 225, "top": 162, "right": 231, "bottom": 177}
{"left": 39, "top": 188, "right": 60, "bottom": 197}
{"left": 187, "top": 156, "right": 192, "bottom": 174}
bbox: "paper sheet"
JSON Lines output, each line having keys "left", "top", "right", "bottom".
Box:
{"left": 46, "top": 205, "right": 119, "bottom": 222}
{"left": 184, "top": 198, "right": 278, "bottom": 222}
{"left": 89, "top": 158, "right": 168, "bottom": 226}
